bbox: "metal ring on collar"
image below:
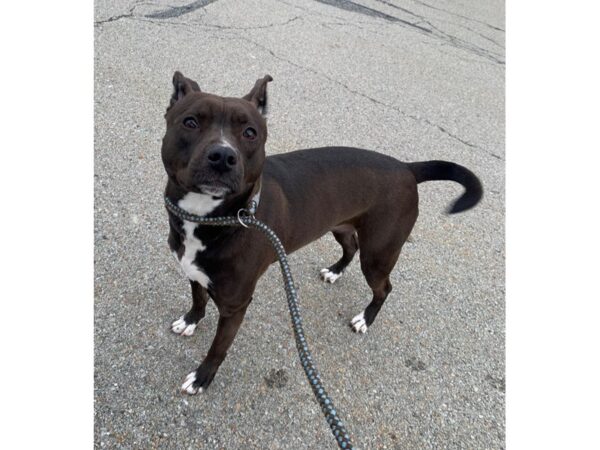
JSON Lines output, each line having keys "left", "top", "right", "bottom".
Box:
{"left": 237, "top": 208, "right": 250, "bottom": 228}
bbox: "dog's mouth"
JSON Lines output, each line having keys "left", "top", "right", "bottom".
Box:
{"left": 197, "top": 184, "right": 231, "bottom": 198}
{"left": 174, "top": 170, "right": 239, "bottom": 198}
{"left": 190, "top": 179, "right": 239, "bottom": 199}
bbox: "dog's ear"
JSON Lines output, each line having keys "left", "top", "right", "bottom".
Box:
{"left": 168, "top": 71, "right": 201, "bottom": 111}
{"left": 243, "top": 75, "right": 273, "bottom": 116}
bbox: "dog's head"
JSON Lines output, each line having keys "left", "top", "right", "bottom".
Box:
{"left": 161, "top": 72, "right": 272, "bottom": 199}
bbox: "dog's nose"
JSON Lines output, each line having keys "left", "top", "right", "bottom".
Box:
{"left": 207, "top": 147, "right": 238, "bottom": 172}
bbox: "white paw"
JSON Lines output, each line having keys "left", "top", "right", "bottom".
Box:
{"left": 171, "top": 316, "right": 198, "bottom": 336}
{"left": 181, "top": 371, "right": 203, "bottom": 395}
{"left": 320, "top": 268, "right": 342, "bottom": 283}
{"left": 350, "top": 311, "right": 368, "bottom": 333}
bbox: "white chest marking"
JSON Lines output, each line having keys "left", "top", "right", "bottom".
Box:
{"left": 178, "top": 192, "right": 223, "bottom": 216}
{"left": 176, "top": 192, "right": 223, "bottom": 288}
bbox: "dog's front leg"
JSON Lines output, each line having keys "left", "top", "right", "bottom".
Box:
{"left": 181, "top": 304, "right": 249, "bottom": 394}
{"left": 171, "top": 281, "right": 209, "bottom": 336}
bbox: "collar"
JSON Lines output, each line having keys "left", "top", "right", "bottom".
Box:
{"left": 246, "top": 177, "right": 262, "bottom": 215}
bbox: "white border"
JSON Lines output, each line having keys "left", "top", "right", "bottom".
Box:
{"left": 0, "top": 1, "right": 93, "bottom": 448}
{"left": 508, "top": 1, "right": 600, "bottom": 448}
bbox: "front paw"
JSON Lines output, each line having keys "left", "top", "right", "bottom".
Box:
{"left": 320, "top": 267, "right": 342, "bottom": 283}
{"left": 180, "top": 365, "right": 218, "bottom": 395}
{"left": 181, "top": 371, "right": 203, "bottom": 395}
{"left": 171, "top": 315, "right": 200, "bottom": 336}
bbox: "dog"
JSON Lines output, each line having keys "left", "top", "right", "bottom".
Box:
{"left": 161, "top": 72, "right": 483, "bottom": 394}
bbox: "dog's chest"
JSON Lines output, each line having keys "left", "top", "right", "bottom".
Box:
{"left": 177, "top": 221, "right": 210, "bottom": 287}
{"left": 174, "top": 193, "right": 223, "bottom": 288}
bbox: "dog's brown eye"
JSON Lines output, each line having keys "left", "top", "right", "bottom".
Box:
{"left": 183, "top": 117, "right": 199, "bottom": 129}
{"left": 243, "top": 127, "right": 257, "bottom": 140}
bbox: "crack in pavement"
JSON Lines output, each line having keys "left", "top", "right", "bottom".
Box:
{"left": 144, "top": 0, "right": 219, "bottom": 19}
{"left": 95, "top": 1, "right": 147, "bottom": 26}
{"left": 409, "top": 0, "right": 504, "bottom": 32}
{"left": 95, "top": 12, "right": 133, "bottom": 26}
{"left": 131, "top": 15, "right": 302, "bottom": 31}
{"left": 320, "top": 20, "right": 389, "bottom": 38}
{"left": 443, "top": 20, "right": 504, "bottom": 49}
{"left": 419, "top": 41, "right": 500, "bottom": 67}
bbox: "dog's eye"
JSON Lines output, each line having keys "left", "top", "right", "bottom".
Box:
{"left": 243, "top": 127, "right": 257, "bottom": 140}
{"left": 183, "top": 117, "right": 199, "bottom": 129}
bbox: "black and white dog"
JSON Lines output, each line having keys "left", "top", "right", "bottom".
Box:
{"left": 161, "top": 72, "right": 482, "bottom": 394}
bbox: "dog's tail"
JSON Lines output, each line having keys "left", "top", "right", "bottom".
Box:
{"left": 408, "top": 161, "right": 483, "bottom": 214}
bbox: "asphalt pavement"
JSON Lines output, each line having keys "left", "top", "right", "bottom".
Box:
{"left": 94, "top": 0, "right": 505, "bottom": 448}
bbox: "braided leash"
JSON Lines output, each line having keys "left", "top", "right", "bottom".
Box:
{"left": 165, "top": 196, "right": 355, "bottom": 449}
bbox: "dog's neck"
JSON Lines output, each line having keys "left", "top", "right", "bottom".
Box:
{"left": 166, "top": 177, "right": 262, "bottom": 219}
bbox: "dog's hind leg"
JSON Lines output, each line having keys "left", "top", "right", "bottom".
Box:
{"left": 320, "top": 226, "right": 359, "bottom": 283}
{"left": 171, "top": 281, "right": 209, "bottom": 336}
{"left": 350, "top": 203, "right": 417, "bottom": 333}
{"left": 350, "top": 257, "right": 396, "bottom": 333}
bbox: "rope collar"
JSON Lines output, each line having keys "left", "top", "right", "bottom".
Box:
{"left": 169, "top": 180, "right": 262, "bottom": 228}
{"left": 248, "top": 178, "right": 262, "bottom": 214}
{"left": 235, "top": 179, "right": 262, "bottom": 227}
{"left": 238, "top": 179, "right": 261, "bottom": 226}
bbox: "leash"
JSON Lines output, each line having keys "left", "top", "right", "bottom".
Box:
{"left": 165, "top": 196, "right": 355, "bottom": 449}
